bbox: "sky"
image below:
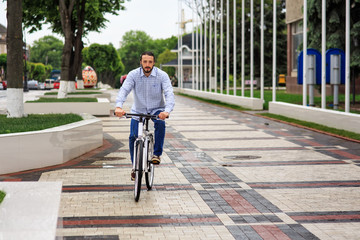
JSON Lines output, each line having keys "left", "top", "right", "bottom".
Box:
{"left": 0, "top": 0, "right": 194, "bottom": 48}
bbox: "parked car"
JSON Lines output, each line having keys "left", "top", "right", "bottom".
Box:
{"left": 39, "top": 82, "right": 46, "bottom": 90}
{"left": 45, "top": 79, "right": 54, "bottom": 89}
{"left": 27, "top": 80, "right": 40, "bottom": 90}
{"left": 0, "top": 83, "right": 3, "bottom": 90}
{"left": 2, "top": 81, "right": 7, "bottom": 90}
{"left": 53, "top": 80, "right": 60, "bottom": 89}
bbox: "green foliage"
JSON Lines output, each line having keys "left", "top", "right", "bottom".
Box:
{"left": 0, "top": 191, "right": 5, "bottom": 204}
{"left": 308, "top": 0, "right": 360, "bottom": 71}
{"left": 29, "top": 36, "right": 63, "bottom": 69}
{"left": 0, "top": 54, "right": 6, "bottom": 76}
{"left": 0, "top": 114, "right": 83, "bottom": 134}
{"left": 118, "top": 31, "right": 178, "bottom": 73}
{"left": 26, "top": 62, "right": 52, "bottom": 81}
{"left": 82, "top": 43, "right": 124, "bottom": 87}
{"left": 156, "top": 49, "right": 177, "bottom": 77}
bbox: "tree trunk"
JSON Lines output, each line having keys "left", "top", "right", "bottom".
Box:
{"left": 6, "top": 0, "right": 25, "bottom": 118}
{"left": 58, "top": 0, "right": 86, "bottom": 97}
{"left": 58, "top": 0, "right": 75, "bottom": 98}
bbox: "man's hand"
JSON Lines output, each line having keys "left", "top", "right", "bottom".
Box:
{"left": 158, "top": 111, "right": 169, "bottom": 120}
{"left": 114, "top": 107, "right": 126, "bottom": 117}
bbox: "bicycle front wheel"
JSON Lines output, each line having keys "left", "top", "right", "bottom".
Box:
{"left": 145, "top": 134, "right": 155, "bottom": 190}
{"left": 134, "top": 140, "right": 143, "bottom": 202}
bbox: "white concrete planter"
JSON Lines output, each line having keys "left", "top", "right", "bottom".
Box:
{"left": 40, "top": 92, "right": 111, "bottom": 101}
{"left": 0, "top": 113, "right": 103, "bottom": 175}
{"left": 175, "top": 88, "right": 264, "bottom": 110}
{"left": 0, "top": 182, "right": 62, "bottom": 240}
{"left": 24, "top": 98, "right": 110, "bottom": 116}
{"left": 269, "top": 101, "right": 360, "bottom": 134}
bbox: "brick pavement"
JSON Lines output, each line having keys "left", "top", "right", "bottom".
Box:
{"left": 1, "top": 91, "right": 360, "bottom": 239}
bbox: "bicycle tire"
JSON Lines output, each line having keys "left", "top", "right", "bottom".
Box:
{"left": 145, "top": 134, "right": 155, "bottom": 190}
{"left": 134, "top": 140, "right": 143, "bottom": 202}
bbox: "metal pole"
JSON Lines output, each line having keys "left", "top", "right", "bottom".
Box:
{"left": 261, "top": 0, "right": 264, "bottom": 100}
{"left": 178, "top": 0, "right": 181, "bottom": 89}
{"left": 303, "top": 0, "right": 308, "bottom": 106}
{"left": 321, "top": 0, "right": 326, "bottom": 109}
{"left": 250, "top": 0, "right": 254, "bottom": 98}
{"left": 192, "top": 0, "right": 195, "bottom": 90}
{"left": 233, "top": 0, "right": 237, "bottom": 96}
{"left": 241, "top": 0, "right": 245, "bottom": 97}
{"left": 214, "top": 0, "right": 218, "bottom": 93}
{"left": 221, "top": 0, "right": 224, "bottom": 94}
{"left": 272, "top": 0, "right": 276, "bottom": 101}
{"left": 200, "top": 8, "right": 203, "bottom": 91}
{"left": 227, "top": 0, "right": 230, "bottom": 95}
{"left": 204, "top": 11, "right": 208, "bottom": 91}
{"left": 209, "top": 0, "right": 213, "bottom": 92}
{"left": 196, "top": 6, "right": 199, "bottom": 90}
{"left": 345, "top": 0, "right": 350, "bottom": 112}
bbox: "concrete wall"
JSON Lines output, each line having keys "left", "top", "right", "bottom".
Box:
{"left": 0, "top": 114, "right": 103, "bottom": 174}
{"left": 269, "top": 101, "right": 360, "bottom": 134}
{"left": 24, "top": 98, "right": 110, "bottom": 116}
{"left": 175, "top": 88, "right": 264, "bottom": 110}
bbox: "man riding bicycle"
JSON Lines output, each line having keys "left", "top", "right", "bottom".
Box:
{"left": 114, "top": 51, "right": 175, "bottom": 180}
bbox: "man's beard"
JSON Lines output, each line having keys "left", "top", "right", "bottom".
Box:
{"left": 142, "top": 65, "right": 153, "bottom": 74}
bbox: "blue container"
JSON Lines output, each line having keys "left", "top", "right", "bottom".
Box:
{"left": 297, "top": 48, "right": 322, "bottom": 85}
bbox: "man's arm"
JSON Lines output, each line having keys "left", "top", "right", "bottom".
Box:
{"left": 115, "top": 72, "right": 135, "bottom": 117}
{"left": 161, "top": 73, "right": 175, "bottom": 117}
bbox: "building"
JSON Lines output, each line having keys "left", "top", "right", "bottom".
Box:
{"left": 162, "top": 33, "right": 203, "bottom": 89}
{"left": 0, "top": 23, "right": 6, "bottom": 55}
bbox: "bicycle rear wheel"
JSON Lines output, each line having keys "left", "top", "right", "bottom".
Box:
{"left": 134, "top": 140, "right": 143, "bottom": 202}
{"left": 145, "top": 134, "right": 155, "bottom": 190}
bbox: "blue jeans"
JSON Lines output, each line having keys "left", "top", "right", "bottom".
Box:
{"left": 129, "top": 110, "right": 166, "bottom": 163}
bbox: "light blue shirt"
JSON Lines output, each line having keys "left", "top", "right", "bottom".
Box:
{"left": 115, "top": 66, "right": 175, "bottom": 115}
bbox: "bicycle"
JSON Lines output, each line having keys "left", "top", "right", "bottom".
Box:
{"left": 125, "top": 113, "right": 157, "bottom": 202}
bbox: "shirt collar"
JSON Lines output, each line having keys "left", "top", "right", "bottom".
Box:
{"left": 140, "top": 66, "right": 157, "bottom": 77}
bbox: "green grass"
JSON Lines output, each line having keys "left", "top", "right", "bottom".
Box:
{"left": 0, "top": 114, "right": 83, "bottom": 134}
{"left": 260, "top": 113, "right": 360, "bottom": 141}
{"left": 0, "top": 191, "right": 5, "bottom": 204}
{"left": 177, "top": 92, "right": 360, "bottom": 142}
{"left": 44, "top": 91, "right": 102, "bottom": 95}
{"left": 224, "top": 89, "right": 360, "bottom": 113}
{"left": 27, "top": 97, "right": 97, "bottom": 103}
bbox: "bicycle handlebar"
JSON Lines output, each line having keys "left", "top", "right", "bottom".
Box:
{"left": 125, "top": 113, "right": 158, "bottom": 119}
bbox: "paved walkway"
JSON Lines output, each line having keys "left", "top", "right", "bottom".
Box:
{"left": 2, "top": 90, "right": 360, "bottom": 239}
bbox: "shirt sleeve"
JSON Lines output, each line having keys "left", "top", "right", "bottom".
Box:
{"left": 162, "top": 73, "right": 175, "bottom": 113}
{"left": 115, "top": 73, "right": 135, "bottom": 108}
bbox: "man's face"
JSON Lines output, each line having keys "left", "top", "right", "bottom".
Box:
{"left": 140, "top": 55, "right": 155, "bottom": 74}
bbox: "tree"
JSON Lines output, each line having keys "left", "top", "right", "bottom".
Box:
{"left": 23, "top": 0, "right": 126, "bottom": 97}
{"left": 30, "top": 36, "right": 63, "bottom": 70}
{"left": 308, "top": 0, "right": 360, "bottom": 76}
{"left": 118, "top": 31, "right": 178, "bottom": 74}
{"left": 6, "top": 0, "right": 25, "bottom": 118}
{"left": 184, "top": 0, "right": 287, "bottom": 87}
{"left": 0, "top": 54, "right": 6, "bottom": 80}
{"left": 82, "top": 43, "right": 124, "bottom": 87}
{"left": 118, "top": 31, "right": 153, "bottom": 73}
{"left": 156, "top": 49, "right": 177, "bottom": 77}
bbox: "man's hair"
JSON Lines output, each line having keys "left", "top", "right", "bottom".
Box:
{"left": 140, "top": 51, "right": 155, "bottom": 62}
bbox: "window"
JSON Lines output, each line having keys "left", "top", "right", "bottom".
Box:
{"left": 292, "top": 20, "right": 303, "bottom": 71}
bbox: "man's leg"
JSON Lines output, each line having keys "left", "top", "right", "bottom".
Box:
{"left": 129, "top": 118, "right": 139, "bottom": 164}
{"left": 153, "top": 111, "right": 166, "bottom": 158}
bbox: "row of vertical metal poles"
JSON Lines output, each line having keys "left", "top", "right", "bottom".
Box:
{"left": 302, "top": 0, "right": 351, "bottom": 113}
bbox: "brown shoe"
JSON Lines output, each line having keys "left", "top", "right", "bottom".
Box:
{"left": 131, "top": 169, "right": 135, "bottom": 181}
{"left": 151, "top": 155, "right": 161, "bottom": 165}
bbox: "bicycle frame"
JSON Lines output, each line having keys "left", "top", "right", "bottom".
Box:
{"left": 132, "top": 117, "right": 151, "bottom": 173}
